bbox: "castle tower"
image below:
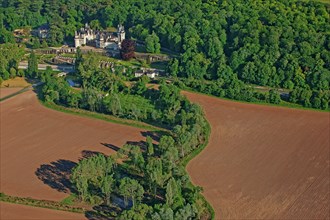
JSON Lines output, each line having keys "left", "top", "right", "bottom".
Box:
{"left": 117, "top": 24, "right": 125, "bottom": 48}
{"left": 74, "top": 31, "right": 80, "bottom": 48}
{"left": 98, "top": 33, "right": 105, "bottom": 48}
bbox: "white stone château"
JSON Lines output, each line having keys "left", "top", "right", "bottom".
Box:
{"left": 74, "top": 23, "right": 125, "bottom": 49}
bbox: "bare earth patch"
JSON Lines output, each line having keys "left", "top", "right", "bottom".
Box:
{"left": 0, "top": 202, "right": 85, "bottom": 220}
{"left": 184, "top": 91, "right": 330, "bottom": 220}
{"left": 0, "top": 91, "right": 147, "bottom": 202}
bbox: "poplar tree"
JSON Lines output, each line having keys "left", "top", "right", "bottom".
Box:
{"left": 75, "top": 47, "right": 83, "bottom": 71}
{"left": 165, "top": 177, "right": 184, "bottom": 209}
{"left": 110, "top": 93, "right": 122, "bottom": 116}
{"left": 146, "top": 136, "right": 154, "bottom": 156}
{"left": 27, "top": 50, "right": 38, "bottom": 78}
{"left": 100, "top": 174, "right": 114, "bottom": 205}
{"left": 145, "top": 158, "right": 165, "bottom": 196}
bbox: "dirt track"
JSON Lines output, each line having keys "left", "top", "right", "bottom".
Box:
{"left": 0, "top": 202, "right": 86, "bottom": 220}
{"left": 0, "top": 90, "right": 147, "bottom": 201}
{"left": 184, "top": 91, "right": 330, "bottom": 219}
{"left": 0, "top": 88, "right": 23, "bottom": 99}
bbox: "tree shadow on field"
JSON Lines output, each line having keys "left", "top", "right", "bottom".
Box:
{"left": 35, "top": 150, "right": 110, "bottom": 194}
{"left": 35, "top": 159, "right": 77, "bottom": 193}
{"left": 100, "top": 143, "right": 121, "bottom": 152}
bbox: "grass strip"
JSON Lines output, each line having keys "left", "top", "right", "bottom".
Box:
{"left": 0, "top": 193, "right": 85, "bottom": 214}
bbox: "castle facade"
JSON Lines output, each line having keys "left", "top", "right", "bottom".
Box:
{"left": 74, "top": 23, "right": 125, "bottom": 50}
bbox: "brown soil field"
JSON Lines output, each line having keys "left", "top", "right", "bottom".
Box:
{"left": 0, "top": 202, "right": 86, "bottom": 220}
{"left": 184, "top": 91, "right": 330, "bottom": 219}
{"left": 0, "top": 90, "right": 148, "bottom": 202}
{"left": 0, "top": 88, "right": 23, "bottom": 99}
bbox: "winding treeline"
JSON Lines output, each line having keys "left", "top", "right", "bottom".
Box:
{"left": 39, "top": 53, "right": 211, "bottom": 218}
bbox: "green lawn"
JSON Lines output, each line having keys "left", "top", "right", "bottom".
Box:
{"left": 119, "top": 93, "right": 155, "bottom": 112}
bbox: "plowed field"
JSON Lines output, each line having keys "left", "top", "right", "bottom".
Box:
{"left": 0, "top": 202, "right": 86, "bottom": 220}
{"left": 0, "top": 88, "right": 23, "bottom": 99}
{"left": 184, "top": 91, "right": 330, "bottom": 219}
{"left": 0, "top": 90, "right": 147, "bottom": 202}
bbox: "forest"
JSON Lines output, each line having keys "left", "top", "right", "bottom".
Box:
{"left": 0, "top": 0, "right": 329, "bottom": 109}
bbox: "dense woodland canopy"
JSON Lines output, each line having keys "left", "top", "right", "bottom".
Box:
{"left": 0, "top": 0, "right": 329, "bottom": 109}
